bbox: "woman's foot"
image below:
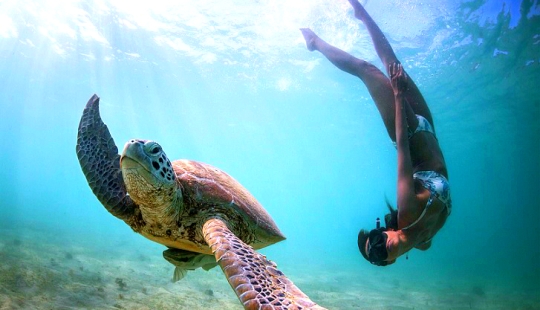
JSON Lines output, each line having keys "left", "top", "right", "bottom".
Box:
{"left": 347, "top": 0, "right": 367, "bottom": 21}
{"left": 300, "top": 28, "right": 318, "bottom": 51}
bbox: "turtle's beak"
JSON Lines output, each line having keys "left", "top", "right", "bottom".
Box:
{"left": 120, "top": 139, "right": 151, "bottom": 172}
{"left": 120, "top": 139, "right": 158, "bottom": 181}
{"left": 120, "top": 156, "right": 141, "bottom": 170}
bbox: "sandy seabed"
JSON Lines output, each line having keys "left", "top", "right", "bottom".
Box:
{"left": 0, "top": 226, "right": 538, "bottom": 310}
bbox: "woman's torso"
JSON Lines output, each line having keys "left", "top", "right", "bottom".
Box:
{"left": 402, "top": 131, "right": 450, "bottom": 245}
{"left": 402, "top": 184, "right": 450, "bottom": 247}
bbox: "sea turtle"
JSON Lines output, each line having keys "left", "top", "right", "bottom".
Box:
{"left": 76, "top": 94, "right": 326, "bottom": 310}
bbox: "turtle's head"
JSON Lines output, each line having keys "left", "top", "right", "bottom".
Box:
{"left": 120, "top": 140, "right": 180, "bottom": 213}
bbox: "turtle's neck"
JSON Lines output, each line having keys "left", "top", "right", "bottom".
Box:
{"left": 123, "top": 170, "right": 182, "bottom": 226}
{"left": 138, "top": 190, "right": 182, "bottom": 226}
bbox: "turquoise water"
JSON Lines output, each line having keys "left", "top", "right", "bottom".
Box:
{"left": 1, "top": 0, "right": 539, "bottom": 309}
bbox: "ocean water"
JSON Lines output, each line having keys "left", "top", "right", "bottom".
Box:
{"left": 0, "top": 0, "right": 539, "bottom": 309}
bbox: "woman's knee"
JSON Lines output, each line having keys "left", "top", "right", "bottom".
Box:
{"left": 355, "top": 60, "right": 386, "bottom": 81}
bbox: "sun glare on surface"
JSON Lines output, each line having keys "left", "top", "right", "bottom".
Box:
{"left": 0, "top": 0, "right": 463, "bottom": 90}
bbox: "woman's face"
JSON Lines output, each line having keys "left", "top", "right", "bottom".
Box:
{"left": 365, "top": 229, "right": 389, "bottom": 265}
{"left": 384, "top": 230, "right": 401, "bottom": 262}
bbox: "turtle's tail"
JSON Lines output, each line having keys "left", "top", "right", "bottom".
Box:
{"left": 76, "top": 94, "right": 136, "bottom": 221}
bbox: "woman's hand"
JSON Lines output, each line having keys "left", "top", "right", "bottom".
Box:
{"left": 389, "top": 63, "right": 408, "bottom": 96}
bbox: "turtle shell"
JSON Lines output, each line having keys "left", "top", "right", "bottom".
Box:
{"left": 172, "top": 159, "right": 286, "bottom": 250}
{"left": 135, "top": 157, "right": 286, "bottom": 255}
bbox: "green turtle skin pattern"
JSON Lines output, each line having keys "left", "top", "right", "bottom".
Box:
{"left": 203, "top": 218, "right": 327, "bottom": 310}
{"left": 76, "top": 94, "right": 138, "bottom": 222}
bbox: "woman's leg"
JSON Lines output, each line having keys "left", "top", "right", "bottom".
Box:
{"left": 301, "top": 28, "right": 397, "bottom": 141}
{"left": 348, "top": 0, "right": 435, "bottom": 130}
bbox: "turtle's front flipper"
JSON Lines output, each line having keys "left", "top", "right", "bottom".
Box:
{"left": 203, "top": 218, "right": 326, "bottom": 310}
{"left": 76, "top": 94, "right": 136, "bottom": 221}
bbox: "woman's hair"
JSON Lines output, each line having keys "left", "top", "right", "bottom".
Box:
{"left": 384, "top": 197, "right": 398, "bottom": 230}
{"left": 357, "top": 229, "right": 370, "bottom": 261}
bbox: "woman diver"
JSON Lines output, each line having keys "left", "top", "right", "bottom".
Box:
{"left": 300, "top": 0, "right": 451, "bottom": 266}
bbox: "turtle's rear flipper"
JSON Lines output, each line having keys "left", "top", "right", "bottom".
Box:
{"left": 163, "top": 248, "right": 218, "bottom": 282}
{"left": 202, "top": 218, "right": 326, "bottom": 310}
{"left": 173, "top": 267, "right": 188, "bottom": 282}
{"left": 76, "top": 94, "right": 136, "bottom": 221}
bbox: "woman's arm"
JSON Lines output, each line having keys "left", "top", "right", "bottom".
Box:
{"left": 390, "top": 64, "right": 417, "bottom": 228}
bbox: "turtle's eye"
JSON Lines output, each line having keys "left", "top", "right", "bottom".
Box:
{"left": 144, "top": 142, "right": 162, "bottom": 156}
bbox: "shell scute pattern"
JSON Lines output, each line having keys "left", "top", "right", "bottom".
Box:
{"left": 173, "top": 160, "right": 284, "bottom": 248}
